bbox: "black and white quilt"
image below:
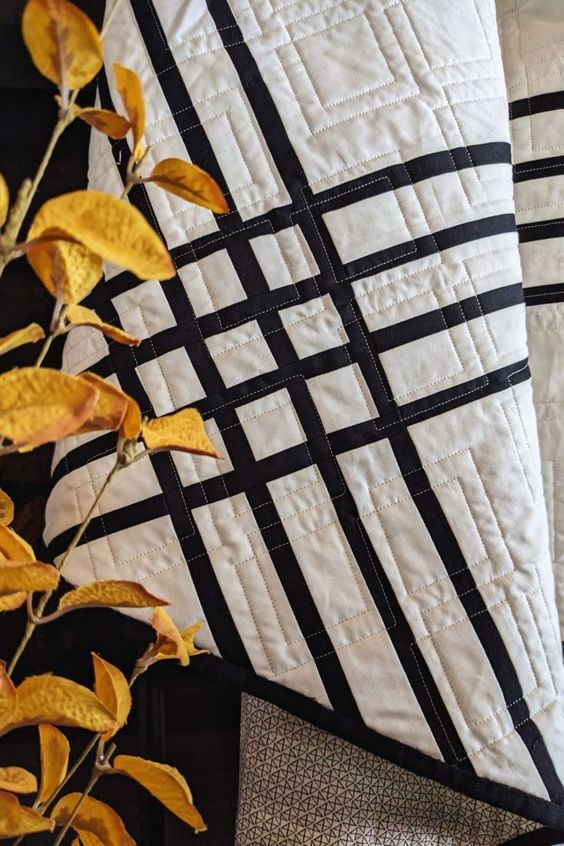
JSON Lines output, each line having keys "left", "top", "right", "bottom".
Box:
{"left": 44, "top": 0, "right": 564, "bottom": 841}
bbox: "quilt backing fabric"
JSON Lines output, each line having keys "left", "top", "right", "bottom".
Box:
{"left": 44, "top": 0, "right": 564, "bottom": 839}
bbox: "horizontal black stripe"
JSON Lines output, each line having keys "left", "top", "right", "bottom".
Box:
{"left": 514, "top": 155, "right": 564, "bottom": 183}
{"left": 510, "top": 90, "right": 564, "bottom": 120}
{"left": 518, "top": 218, "right": 564, "bottom": 244}
{"left": 524, "top": 284, "right": 564, "bottom": 306}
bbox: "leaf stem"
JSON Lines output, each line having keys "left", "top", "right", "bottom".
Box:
{"left": 7, "top": 457, "right": 122, "bottom": 677}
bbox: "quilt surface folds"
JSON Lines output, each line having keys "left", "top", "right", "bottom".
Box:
{"left": 44, "top": 0, "right": 564, "bottom": 832}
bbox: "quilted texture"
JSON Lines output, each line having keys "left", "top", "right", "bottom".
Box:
{"left": 44, "top": 0, "right": 564, "bottom": 831}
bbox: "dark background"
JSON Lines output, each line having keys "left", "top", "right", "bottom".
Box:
{"left": 0, "top": 2, "right": 240, "bottom": 843}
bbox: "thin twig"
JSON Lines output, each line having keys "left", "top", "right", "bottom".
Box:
{"left": 100, "top": 0, "right": 126, "bottom": 39}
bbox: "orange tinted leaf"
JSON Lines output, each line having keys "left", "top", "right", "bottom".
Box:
{"left": 154, "top": 621, "right": 207, "bottom": 663}
{"left": 52, "top": 794, "right": 136, "bottom": 846}
{"left": 0, "top": 491, "right": 14, "bottom": 527}
{"left": 121, "top": 396, "right": 142, "bottom": 441}
{"left": 0, "top": 790, "right": 54, "bottom": 837}
{"left": 0, "top": 174, "right": 9, "bottom": 228}
{"left": 113, "top": 64, "right": 145, "bottom": 161}
{"left": 0, "top": 675, "right": 115, "bottom": 737}
{"left": 22, "top": 0, "right": 102, "bottom": 90}
{"left": 76, "top": 108, "right": 131, "bottom": 139}
{"left": 0, "top": 593, "right": 27, "bottom": 612}
{"left": 0, "top": 767, "right": 37, "bottom": 794}
{"left": 151, "top": 608, "right": 188, "bottom": 667}
{"left": 0, "top": 368, "right": 99, "bottom": 447}
{"left": 66, "top": 305, "right": 140, "bottom": 346}
{"left": 26, "top": 236, "right": 103, "bottom": 305}
{"left": 0, "top": 560, "right": 59, "bottom": 595}
{"left": 28, "top": 192, "right": 174, "bottom": 282}
{"left": 142, "top": 408, "right": 220, "bottom": 458}
{"left": 75, "top": 373, "right": 129, "bottom": 435}
{"left": 0, "top": 664, "right": 17, "bottom": 729}
{"left": 92, "top": 654, "right": 131, "bottom": 740}
{"left": 59, "top": 580, "right": 168, "bottom": 611}
{"left": 0, "top": 324, "right": 45, "bottom": 356}
{"left": 113, "top": 755, "right": 206, "bottom": 832}
{"left": 0, "top": 526, "right": 34, "bottom": 562}
{"left": 145, "top": 159, "right": 228, "bottom": 214}
{"left": 37, "top": 724, "right": 70, "bottom": 805}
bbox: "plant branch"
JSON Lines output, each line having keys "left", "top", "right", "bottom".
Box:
{"left": 100, "top": 0, "right": 126, "bottom": 39}
{"left": 7, "top": 457, "right": 122, "bottom": 677}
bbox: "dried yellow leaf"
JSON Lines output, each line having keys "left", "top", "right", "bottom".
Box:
{"left": 154, "top": 621, "right": 207, "bottom": 663}
{"left": 59, "top": 580, "right": 169, "bottom": 611}
{"left": 74, "top": 832, "right": 105, "bottom": 846}
{"left": 151, "top": 608, "right": 189, "bottom": 667}
{"left": 0, "top": 790, "right": 54, "bottom": 838}
{"left": 66, "top": 305, "right": 140, "bottom": 346}
{"left": 0, "top": 324, "right": 45, "bottom": 356}
{"left": 0, "top": 664, "right": 17, "bottom": 729}
{"left": 28, "top": 192, "right": 174, "bottom": 282}
{"left": 146, "top": 159, "right": 228, "bottom": 214}
{"left": 0, "top": 368, "right": 99, "bottom": 447}
{"left": 114, "top": 64, "right": 145, "bottom": 162}
{"left": 52, "top": 794, "right": 136, "bottom": 846}
{"left": 22, "top": 0, "right": 102, "bottom": 90}
{"left": 76, "top": 108, "right": 131, "bottom": 139}
{"left": 26, "top": 236, "right": 103, "bottom": 305}
{"left": 37, "top": 724, "right": 70, "bottom": 805}
{"left": 142, "top": 408, "right": 220, "bottom": 458}
{"left": 92, "top": 654, "right": 131, "bottom": 740}
{"left": 0, "top": 174, "right": 9, "bottom": 229}
{"left": 0, "top": 560, "right": 60, "bottom": 595}
{"left": 121, "top": 396, "right": 142, "bottom": 441}
{"left": 114, "top": 755, "right": 206, "bottom": 832}
{"left": 0, "top": 593, "right": 27, "bottom": 612}
{"left": 0, "top": 675, "right": 115, "bottom": 737}
{"left": 0, "top": 767, "right": 37, "bottom": 794}
{"left": 0, "top": 491, "right": 14, "bottom": 527}
{"left": 75, "top": 373, "right": 129, "bottom": 435}
{"left": 0, "top": 526, "right": 35, "bottom": 562}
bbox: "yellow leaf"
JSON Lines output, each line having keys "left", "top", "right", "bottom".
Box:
{"left": 0, "top": 174, "right": 9, "bottom": 228}
{"left": 0, "top": 675, "right": 115, "bottom": 737}
{"left": 74, "top": 833, "right": 105, "bottom": 846}
{"left": 75, "top": 373, "right": 129, "bottom": 436}
{"left": 0, "top": 560, "right": 59, "bottom": 595}
{"left": 0, "top": 767, "right": 37, "bottom": 795}
{"left": 0, "top": 790, "right": 54, "bottom": 838}
{"left": 0, "top": 324, "right": 45, "bottom": 356}
{"left": 76, "top": 108, "right": 131, "bottom": 139}
{"left": 52, "top": 794, "right": 136, "bottom": 846}
{"left": 0, "top": 664, "right": 17, "bottom": 729}
{"left": 151, "top": 608, "right": 188, "bottom": 667}
{"left": 142, "top": 408, "right": 220, "bottom": 458}
{"left": 66, "top": 305, "right": 140, "bottom": 346}
{"left": 0, "top": 368, "right": 99, "bottom": 447}
{"left": 121, "top": 395, "right": 142, "bottom": 441}
{"left": 154, "top": 621, "right": 207, "bottom": 663}
{"left": 0, "top": 491, "right": 14, "bottom": 527}
{"left": 113, "top": 755, "right": 206, "bottom": 832}
{"left": 0, "top": 593, "right": 27, "bottom": 612}
{"left": 146, "top": 159, "right": 228, "bottom": 214}
{"left": 59, "top": 580, "right": 169, "bottom": 611}
{"left": 26, "top": 236, "right": 103, "bottom": 305}
{"left": 37, "top": 724, "right": 70, "bottom": 805}
{"left": 28, "top": 192, "right": 174, "bottom": 282}
{"left": 92, "top": 654, "right": 131, "bottom": 740}
{"left": 0, "top": 526, "right": 34, "bottom": 562}
{"left": 113, "top": 64, "right": 145, "bottom": 162}
{"left": 22, "top": 0, "right": 102, "bottom": 91}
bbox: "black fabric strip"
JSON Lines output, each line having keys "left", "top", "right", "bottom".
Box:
{"left": 498, "top": 830, "right": 564, "bottom": 846}
{"left": 524, "top": 284, "right": 564, "bottom": 306}
{"left": 514, "top": 155, "right": 564, "bottom": 183}
{"left": 196, "top": 652, "right": 564, "bottom": 831}
{"left": 518, "top": 218, "right": 564, "bottom": 244}
{"left": 510, "top": 90, "right": 564, "bottom": 120}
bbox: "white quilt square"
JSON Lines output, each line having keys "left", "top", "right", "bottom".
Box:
{"left": 237, "top": 388, "right": 306, "bottom": 460}
{"left": 307, "top": 364, "right": 378, "bottom": 433}
{"left": 250, "top": 226, "right": 319, "bottom": 290}
{"left": 178, "top": 250, "right": 247, "bottom": 317}
{"left": 280, "top": 294, "right": 348, "bottom": 359}
{"left": 112, "top": 283, "right": 177, "bottom": 340}
{"left": 206, "top": 320, "right": 278, "bottom": 387}
{"left": 135, "top": 348, "right": 206, "bottom": 416}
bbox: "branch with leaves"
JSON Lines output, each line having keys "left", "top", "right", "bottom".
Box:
{"left": 0, "top": 0, "right": 229, "bottom": 840}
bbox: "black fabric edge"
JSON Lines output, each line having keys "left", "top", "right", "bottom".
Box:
{"left": 498, "top": 830, "right": 564, "bottom": 845}
{"left": 195, "top": 653, "right": 564, "bottom": 833}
